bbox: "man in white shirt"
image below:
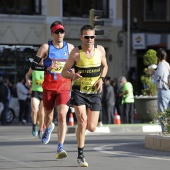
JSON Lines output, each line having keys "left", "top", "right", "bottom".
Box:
{"left": 16, "top": 76, "right": 31, "bottom": 124}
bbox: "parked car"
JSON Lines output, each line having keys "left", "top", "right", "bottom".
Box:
{"left": 0, "top": 97, "right": 19, "bottom": 124}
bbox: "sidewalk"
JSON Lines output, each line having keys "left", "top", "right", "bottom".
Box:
{"left": 10, "top": 118, "right": 162, "bottom": 134}
{"left": 66, "top": 123, "right": 162, "bottom": 134}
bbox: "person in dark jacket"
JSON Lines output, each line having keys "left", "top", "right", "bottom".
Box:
{"left": 102, "top": 77, "right": 115, "bottom": 124}
{"left": 111, "top": 78, "right": 123, "bottom": 122}
{"left": 0, "top": 78, "right": 11, "bottom": 125}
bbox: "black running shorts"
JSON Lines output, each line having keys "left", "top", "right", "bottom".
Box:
{"left": 69, "top": 89, "right": 101, "bottom": 111}
{"left": 31, "top": 90, "right": 43, "bottom": 101}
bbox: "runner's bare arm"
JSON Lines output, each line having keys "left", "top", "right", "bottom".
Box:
{"left": 100, "top": 45, "right": 108, "bottom": 78}
{"left": 94, "top": 45, "right": 108, "bottom": 93}
{"left": 67, "top": 43, "right": 75, "bottom": 54}
{"left": 31, "top": 44, "right": 49, "bottom": 71}
{"left": 25, "top": 68, "right": 33, "bottom": 87}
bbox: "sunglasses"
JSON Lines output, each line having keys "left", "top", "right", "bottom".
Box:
{"left": 53, "top": 30, "right": 65, "bottom": 34}
{"left": 82, "top": 35, "right": 95, "bottom": 39}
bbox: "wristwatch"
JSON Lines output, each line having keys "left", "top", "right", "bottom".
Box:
{"left": 100, "top": 77, "right": 105, "bottom": 82}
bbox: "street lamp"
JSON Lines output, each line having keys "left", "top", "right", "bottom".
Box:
{"left": 127, "top": 0, "right": 130, "bottom": 71}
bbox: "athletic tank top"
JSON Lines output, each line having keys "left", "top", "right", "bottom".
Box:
{"left": 32, "top": 70, "right": 44, "bottom": 92}
{"left": 72, "top": 45, "right": 101, "bottom": 94}
{"left": 42, "top": 40, "right": 71, "bottom": 91}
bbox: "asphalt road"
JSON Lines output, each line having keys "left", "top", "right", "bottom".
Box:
{"left": 0, "top": 125, "right": 170, "bottom": 170}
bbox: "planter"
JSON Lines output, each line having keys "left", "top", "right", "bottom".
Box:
{"left": 135, "top": 96, "right": 157, "bottom": 122}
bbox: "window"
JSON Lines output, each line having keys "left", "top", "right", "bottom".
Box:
{"left": 0, "top": 0, "right": 41, "bottom": 15}
{"left": 145, "top": 0, "right": 169, "bottom": 21}
{"left": 63, "top": 0, "right": 109, "bottom": 18}
{"left": 0, "top": 45, "right": 39, "bottom": 83}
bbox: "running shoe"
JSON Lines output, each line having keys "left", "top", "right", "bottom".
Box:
{"left": 38, "top": 130, "right": 43, "bottom": 139}
{"left": 77, "top": 157, "right": 88, "bottom": 167}
{"left": 56, "top": 148, "right": 67, "bottom": 159}
{"left": 41, "top": 123, "right": 55, "bottom": 144}
{"left": 32, "top": 124, "right": 38, "bottom": 136}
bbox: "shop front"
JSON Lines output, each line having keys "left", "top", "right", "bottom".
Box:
{"left": 0, "top": 45, "right": 39, "bottom": 83}
{"left": 132, "top": 33, "right": 170, "bottom": 95}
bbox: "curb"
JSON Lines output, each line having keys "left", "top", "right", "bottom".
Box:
{"left": 66, "top": 124, "right": 162, "bottom": 134}
{"left": 145, "top": 134, "right": 170, "bottom": 151}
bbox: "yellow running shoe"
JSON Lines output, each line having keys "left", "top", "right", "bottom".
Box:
{"left": 56, "top": 149, "right": 67, "bottom": 159}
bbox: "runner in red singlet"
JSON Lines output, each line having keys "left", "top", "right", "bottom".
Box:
{"left": 30, "top": 21, "right": 74, "bottom": 159}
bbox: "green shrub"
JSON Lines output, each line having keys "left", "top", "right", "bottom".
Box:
{"left": 141, "top": 49, "right": 157, "bottom": 96}
{"left": 151, "top": 107, "right": 170, "bottom": 134}
{"left": 143, "top": 49, "right": 157, "bottom": 66}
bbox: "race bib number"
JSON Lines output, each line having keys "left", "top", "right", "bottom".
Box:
{"left": 35, "top": 79, "right": 43, "bottom": 85}
{"left": 51, "top": 61, "right": 65, "bottom": 73}
{"left": 80, "top": 80, "right": 97, "bottom": 93}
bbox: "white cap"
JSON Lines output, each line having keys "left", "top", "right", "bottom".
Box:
{"left": 148, "top": 64, "right": 157, "bottom": 69}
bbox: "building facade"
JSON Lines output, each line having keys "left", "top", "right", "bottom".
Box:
{"left": 123, "top": 0, "right": 170, "bottom": 94}
{"left": 0, "top": 0, "right": 128, "bottom": 84}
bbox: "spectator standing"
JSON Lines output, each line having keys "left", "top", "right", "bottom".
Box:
{"left": 102, "top": 77, "right": 115, "bottom": 124}
{"left": 25, "top": 87, "right": 32, "bottom": 124}
{"left": 119, "top": 76, "right": 134, "bottom": 124}
{"left": 61, "top": 24, "right": 108, "bottom": 167}
{"left": 9, "top": 81, "right": 17, "bottom": 98}
{"left": 16, "top": 76, "right": 31, "bottom": 124}
{"left": 30, "top": 20, "right": 74, "bottom": 159}
{"left": 113, "top": 80, "right": 123, "bottom": 122}
{"left": 98, "top": 89, "right": 103, "bottom": 126}
{"left": 0, "top": 78, "right": 11, "bottom": 125}
{"left": 153, "top": 48, "right": 170, "bottom": 131}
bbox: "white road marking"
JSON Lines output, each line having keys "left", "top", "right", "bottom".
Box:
{"left": 93, "top": 142, "right": 170, "bottom": 161}
{"left": 0, "top": 155, "right": 48, "bottom": 169}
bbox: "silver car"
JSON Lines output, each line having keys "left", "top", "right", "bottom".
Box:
{"left": 0, "top": 97, "right": 19, "bottom": 124}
